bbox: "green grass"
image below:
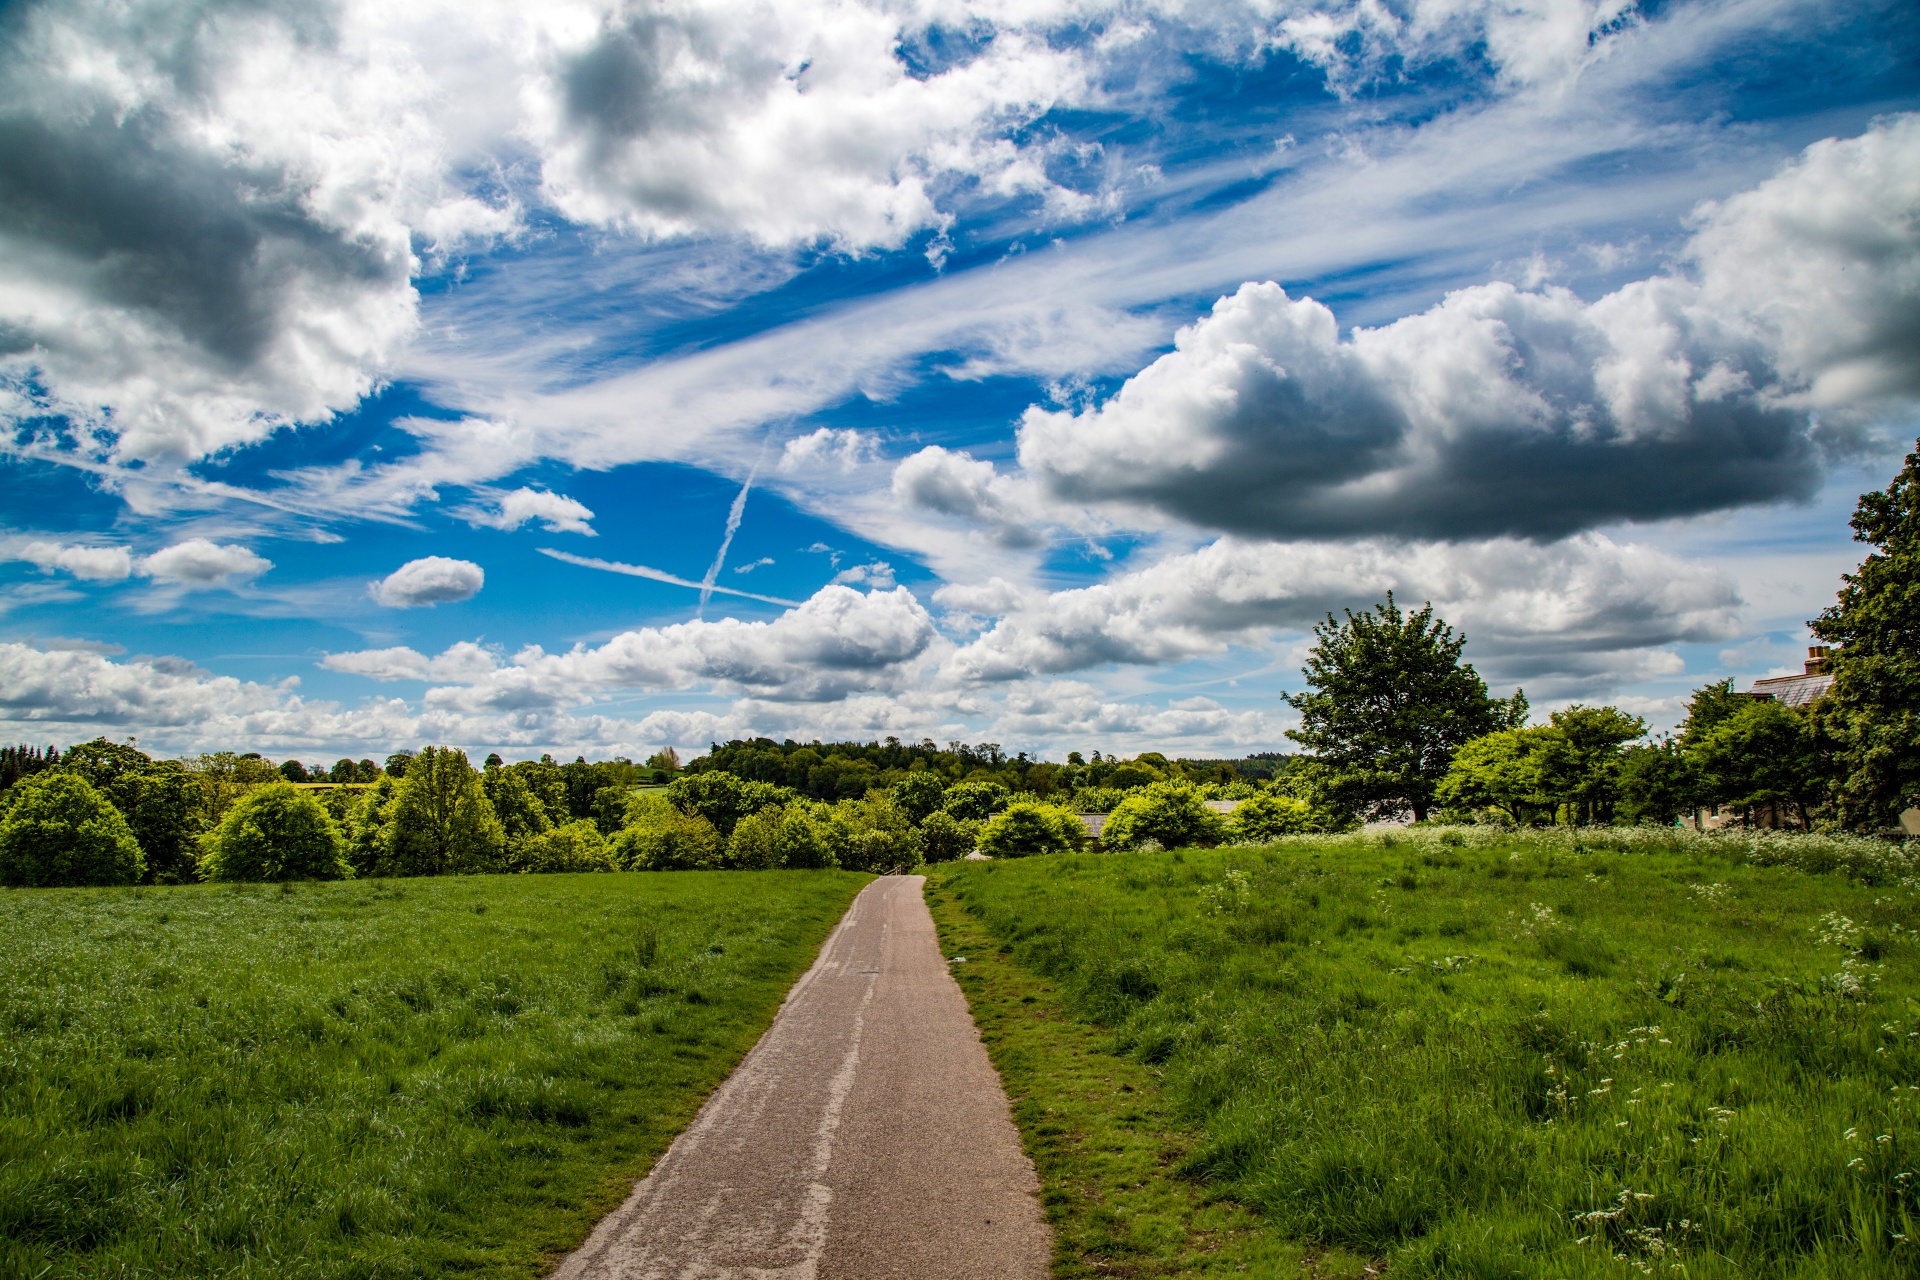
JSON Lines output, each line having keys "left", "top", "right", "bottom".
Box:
{"left": 938, "top": 830, "right": 1920, "bottom": 1277}
{"left": 0, "top": 870, "right": 866, "bottom": 1278}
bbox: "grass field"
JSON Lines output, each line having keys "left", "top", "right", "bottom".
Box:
{"left": 935, "top": 829, "right": 1920, "bottom": 1278}
{"left": 0, "top": 870, "right": 866, "bottom": 1279}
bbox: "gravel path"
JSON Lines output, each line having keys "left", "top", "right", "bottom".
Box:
{"left": 551, "top": 874, "right": 1051, "bottom": 1280}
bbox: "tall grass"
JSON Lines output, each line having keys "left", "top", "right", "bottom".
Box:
{"left": 945, "top": 831, "right": 1920, "bottom": 1276}
{"left": 0, "top": 870, "right": 865, "bottom": 1278}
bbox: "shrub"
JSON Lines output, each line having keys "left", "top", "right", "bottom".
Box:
{"left": 515, "top": 820, "right": 616, "bottom": 873}
{"left": 918, "top": 809, "right": 979, "bottom": 863}
{"left": 889, "top": 773, "right": 946, "bottom": 824}
{"left": 1230, "top": 792, "right": 1321, "bottom": 841}
{"left": 0, "top": 772, "right": 145, "bottom": 887}
{"left": 725, "top": 806, "right": 788, "bottom": 869}
{"left": 345, "top": 775, "right": 400, "bottom": 875}
{"left": 1068, "top": 786, "right": 1130, "bottom": 814}
{"left": 200, "top": 782, "right": 351, "bottom": 882}
{"left": 943, "top": 779, "right": 1011, "bottom": 822}
{"left": 614, "top": 805, "right": 723, "bottom": 870}
{"left": 774, "top": 806, "right": 838, "bottom": 869}
{"left": 978, "top": 801, "right": 1082, "bottom": 858}
{"left": 1102, "top": 781, "right": 1227, "bottom": 851}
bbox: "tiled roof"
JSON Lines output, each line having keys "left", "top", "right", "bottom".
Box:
{"left": 1749, "top": 672, "right": 1834, "bottom": 708}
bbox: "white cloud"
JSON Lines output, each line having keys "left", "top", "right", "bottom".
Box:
{"left": 831, "top": 561, "right": 898, "bottom": 589}
{"left": 13, "top": 540, "right": 134, "bottom": 581}
{"left": 891, "top": 446, "right": 1048, "bottom": 548}
{"left": 459, "top": 487, "right": 597, "bottom": 535}
{"left": 944, "top": 534, "right": 1744, "bottom": 698}
{"left": 734, "top": 556, "right": 775, "bottom": 574}
{"left": 320, "top": 640, "right": 501, "bottom": 682}
{"left": 371, "top": 556, "right": 485, "bottom": 607}
{"left": 138, "top": 539, "right": 273, "bottom": 585}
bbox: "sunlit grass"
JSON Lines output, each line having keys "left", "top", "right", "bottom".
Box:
{"left": 942, "top": 831, "right": 1920, "bottom": 1277}
{"left": 0, "top": 870, "right": 865, "bottom": 1279}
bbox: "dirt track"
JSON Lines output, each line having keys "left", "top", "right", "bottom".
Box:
{"left": 550, "top": 874, "right": 1050, "bottom": 1280}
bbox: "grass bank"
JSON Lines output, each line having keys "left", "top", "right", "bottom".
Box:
{"left": 937, "top": 830, "right": 1920, "bottom": 1277}
{"left": 0, "top": 870, "right": 866, "bottom": 1278}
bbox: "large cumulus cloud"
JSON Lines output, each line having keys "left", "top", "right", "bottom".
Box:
{"left": 1013, "top": 116, "right": 1920, "bottom": 542}
{"left": 943, "top": 534, "right": 1743, "bottom": 697}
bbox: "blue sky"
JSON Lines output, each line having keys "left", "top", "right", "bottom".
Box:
{"left": 1, "top": 0, "right": 1916, "bottom": 762}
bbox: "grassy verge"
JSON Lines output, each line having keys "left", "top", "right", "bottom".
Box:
{"left": 928, "top": 877, "right": 1374, "bottom": 1279}
{"left": 936, "top": 831, "right": 1920, "bottom": 1278}
{"left": 0, "top": 870, "right": 867, "bottom": 1278}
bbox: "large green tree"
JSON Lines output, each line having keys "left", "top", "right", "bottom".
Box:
{"left": 0, "top": 772, "right": 145, "bottom": 887}
{"left": 1287, "top": 595, "right": 1525, "bottom": 822}
{"left": 1812, "top": 439, "right": 1920, "bottom": 830}
{"left": 1687, "top": 697, "right": 1830, "bottom": 829}
{"left": 59, "top": 738, "right": 203, "bottom": 883}
{"left": 200, "top": 782, "right": 352, "bottom": 882}
{"left": 383, "top": 746, "right": 506, "bottom": 875}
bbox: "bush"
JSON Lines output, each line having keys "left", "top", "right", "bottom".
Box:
{"left": 725, "top": 806, "right": 788, "bottom": 869}
{"left": 345, "top": 775, "right": 400, "bottom": 875}
{"left": 977, "top": 801, "right": 1082, "bottom": 858}
{"left": 614, "top": 802, "right": 723, "bottom": 870}
{"left": 200, "top": 782, "right": 351, "bottom": 882}
{"left": 943, "top": 779, "right": 1011, "bottom": 822}
{"left": 1102, "top": 782, "right": 1227, "bottom": 851}
{"left": 774, "top": 806, "right": 838, "bottom": 869}
{"left": 514, "top": 820, "right": 616, "bottom": 873}
{"left": 0, "top": 772, "right": 145, "bottom": 887}
{"left": 918, "top": 809, "right": 979, "bottom": 863}
{"left": 828, "top": 794, "right": 921, "bottom": 872}
{"left": 1230, "top": 792, "right": 1321, "bottom": 841}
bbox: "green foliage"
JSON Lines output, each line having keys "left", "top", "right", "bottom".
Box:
{"left": 1439, "top": 706, "right": 1648, "bottom": 825}
{"left": 1814, "top": 439, "right": 1920, "bottom": 830}
{"left": 0, "top": 772, "right": 145, "bottom": 887}
{"left": 722, "top": 806, "right": 788, "bottom": 869}
{"left": 771, "top": 805, "right": 838, "bottom": 870}
{"left": 613, "top": 800, "right": 723, "bottom": 870}
{"left": 977, "top": 801, "right": 1082, "bottom": 858}
{"left": 58, "top": 738, "right": 204, "bottom": 884}
{"left": 1229, "top": 792, "right": 1321, "bottom": 840}
{"left": 1068, "top": 786, "right": 1131, "bottom": 814}
{"left": 1287, "top": 594, "right": 1524, "bottom": 822}
{"left": 199, "top": 782, "right": 351, "bottom": 882}
{"left": 1615, "top": 740, "right": 1693, "bottom": 826}
{"left": 0, "top": 871, "right": 865, "bottom": 1279}
{"left": 383, "top": 747, "right": 506, "bottom": 876}
{"left": 483, "top": 765, "right": 554, "bottom": 841}
{"left": 825, "top": 794, "right": 921, "bottom": 873}
{"left": 665, "top": 771, "right": 793, "bottom": 837}
{"left": 917, "top": 809, "right": 979, "bottom": 863}
{"left": 888, "top": 772, "right": 946, "bottom": 824}
{"left": 1102, "top": 781, "right": 1226, "bottom": 851}
{"left": 942, "top": 779, "right": 1011, "bottom": 822}
{"left": 514, "top": 819, "right": 616, "bottom": 874}
{"left": 589, "top": 785, "right": 635, "bottom": 835}
{"left": 942, "top": 830, "right": 1920, "bottom": 1277}
{"left": 505, "top": 759, "right": 570, "bottom": 824}
{"left": 384, "top": 751, "right": 413, "bottom": 778}
{"left": 344, "top": 775, "right": 399, "bottom": 876}
{"left": 1687, "top": 696, "right": 1830, "bottom": 826}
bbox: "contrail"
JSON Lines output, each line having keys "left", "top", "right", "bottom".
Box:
{"left": 538, "top": 549, "right": 800, "bottom": 607}
{"left": 699, "top": 443, "right": 767, "bottom": 617}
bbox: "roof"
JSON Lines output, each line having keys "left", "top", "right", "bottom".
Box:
{"left": 1748, "top": 672, "right": 1834, "bottom": 709}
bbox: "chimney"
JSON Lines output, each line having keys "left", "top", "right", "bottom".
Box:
{"left": 1805, "top": 645, "right": 1830, "bottom": 676}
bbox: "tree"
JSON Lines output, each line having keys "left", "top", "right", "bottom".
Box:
{"left": 1687, "top": 698, "right": 1828, "bottom": 829}
{"left": 889, "top": 773, "right": 946, "bottom": 825}
{"left": 345, "top": 775, "right": 401, "bottom": 876}
{"left": 826, "top": 794, "right": 920, "bottom": 872}
{"left": 384, "top": 746, "right": 505, "bottom": 875}
{"left": 59, "top": 739, "right": 204, "bottom": 883}
{"left": 515, "top": 820, "right": 616, "bottom": 873}
{"left": 977, "top": 802, "right": 1081, "bottom": 857}
{"left": 278, "top": 759, "right": 310, "bottom": 783}
{"left": 1437, "top": 728, "right": 1557, "bottom": 825}
{"left": 0, "top": 772, "right": 145, "bottom": 887}
{"left": 614, "top": 797, "right": 723, "bottom": 870}
{"left": 724, "top": 807, "right": 790, "bottom": 869}
{"left": 1533, "top": 706, "right": 1646, "bottom": 824}
{"left": 1102, "top": 782, "right": 1226, "bottom": 851}
{"left": 1287, "top": 594, "right": 1524, "bottom": 822}
{"left": 484, "top": 765, "right": 554, "bottom": 842}
{"left": 1615, "top": 741, "right": 1693, "bottom": 826}
{"left": 666, "top": 771, "right": 792, "bottom": 837}
{"left": 942, "top": 779, "right": 1010, "bottom": 822}
{"left": 917, "top": 810, "right": 978, "bottom": 863}
{"left": 200, "top": 782, "right": 351, "bottom": 881}
{"left": 384, "top": 751, "right": 414, "bottom": 778}
{"left": 1812, "top": 438, "right": 1920, "bottom": 830}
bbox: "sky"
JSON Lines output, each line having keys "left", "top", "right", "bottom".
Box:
{"left": 1, "top": 0, "right": 1917, "bottom": 764}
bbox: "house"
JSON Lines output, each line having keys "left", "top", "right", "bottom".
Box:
{"left": 1747, "top": 646, "right": 1835, "bottom": 709}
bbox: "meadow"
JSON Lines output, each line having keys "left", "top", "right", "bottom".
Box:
{"left": 0, "top": 870, "right": 866, "bottom": 1278}
{"left": 934, "top": 828, "right": 1920, "bottom": 1278}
